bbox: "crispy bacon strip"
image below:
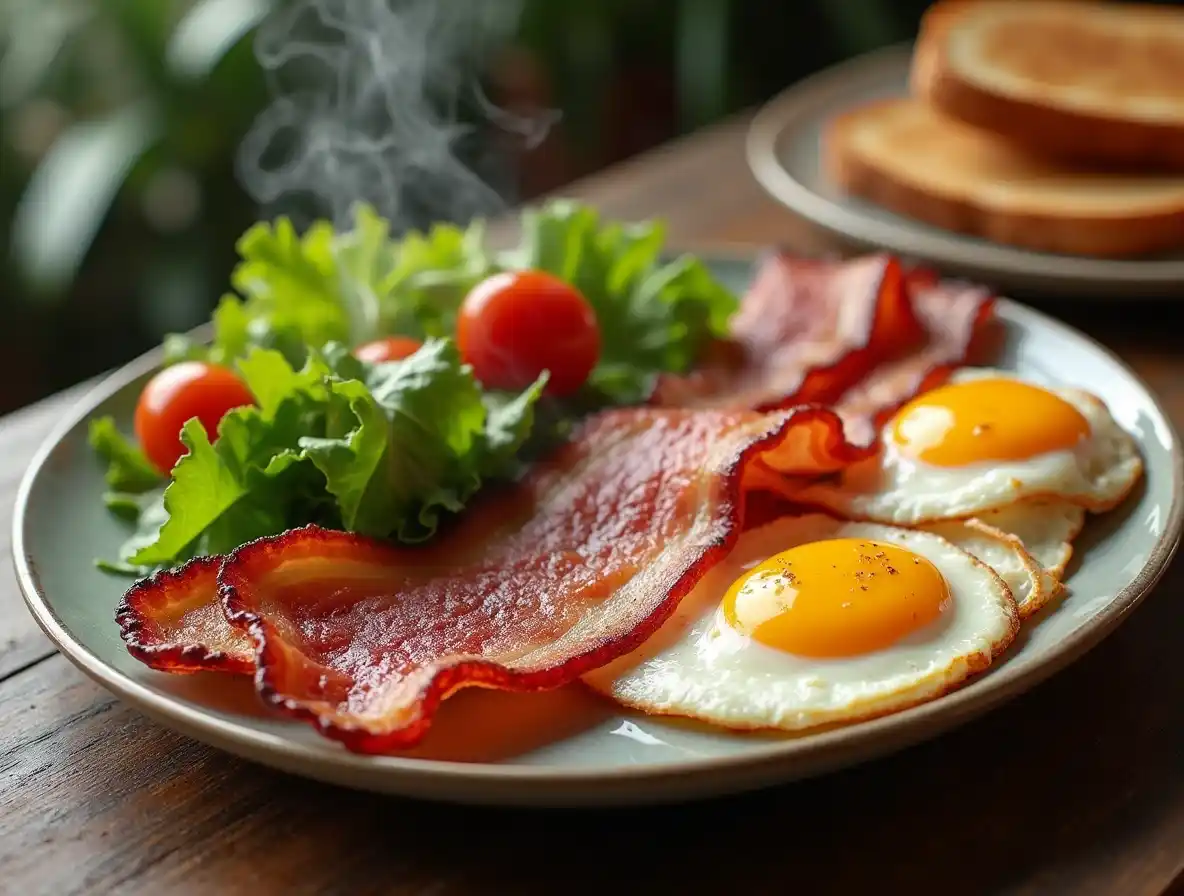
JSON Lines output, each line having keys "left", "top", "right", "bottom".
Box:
{"left": 650, "top": 252, "right": 924, "bottom": 410}
{"left": 739, "top": 273, "right": 996, "bottom": 500}
{"left": 834, "top": 276, "right": 996, "bottom": 443}
{"left": 118, "top": 557, "right": 253, "bottom": 674}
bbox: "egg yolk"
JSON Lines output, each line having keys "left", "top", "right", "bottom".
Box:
{"left": 722, "top": 539, "right": 951, "bottom": 658}
{"left": 890, "top": 377, "right": 1090, "bottom": 467}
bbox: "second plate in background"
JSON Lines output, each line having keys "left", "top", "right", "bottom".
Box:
{"left": 746, "top": 44, "right": 1184, "bottom": 299}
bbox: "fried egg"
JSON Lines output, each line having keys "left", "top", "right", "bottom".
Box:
{"left": 582, "top": 514, "right": 1019, "bottom": 732}
{"left": 788, "top": 369, "right": 1142, "bottom": 525}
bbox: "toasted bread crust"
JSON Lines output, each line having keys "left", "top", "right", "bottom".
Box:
{"left": 912, "top": 0, "right": 1184, "bottom": 170}
{"left": 824, "top": 99, "right": 1184, "bottom": 257}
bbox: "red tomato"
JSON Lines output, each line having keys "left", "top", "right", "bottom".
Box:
{"left": 457, "top": 270, "right": 600, "bottom": 396}
{"left": 354, "top": 336, "right": 423, "bottom": 363}
{"left": 134, "top": 362, "right": 256, "bottom": 474}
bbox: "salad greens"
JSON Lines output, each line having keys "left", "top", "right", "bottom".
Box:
{"left": 92, "top": 341, "right": 545, "bottom": 576}
{"left": 91, "top": 199, "right": 739, "bottom": 576}
{"left": 166, "top": 199, "right": 736, "bottom": 402}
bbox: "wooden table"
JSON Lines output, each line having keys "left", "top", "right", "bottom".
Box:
{"left": 3, "top": 112, "right": 1183, "bottom": 896}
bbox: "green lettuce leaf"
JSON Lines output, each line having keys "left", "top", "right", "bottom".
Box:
{"left": 163, "top": 205, "right": 492, "bottom": 369}
{"left": 101, "top": 339, "right": 543, "bottom": 570}
{"left": 88, "top": 417, "right": 163, "bottom": 493}
{"left": 116, "top": 489, "right": 171, "bottom": 569}
{"left": 121, "top": 345, "right": 344, "bottom": 567}
{"left": 235, "top": 344, "right": 329, "bottom": 416}
{"left": 481, "top": 379, "right": 551, "bottom": 477}
{"left": 374, "top": 217, "right": 493, "bottom": 339}
{"left": 301, "top": 339, "right": 544, "bottom": 542}
{"left": 126, "top": 416, "right": 263, "bottom": 566}
{"left": 102, "top": 488, "right": 158, "bottom": 523}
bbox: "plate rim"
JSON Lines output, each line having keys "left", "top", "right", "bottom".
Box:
{"left": 745, "top": 42, "right": 1184, "bottom": 294}
{"left": 11, "top": 286, "right": 1184, "bottom": 801}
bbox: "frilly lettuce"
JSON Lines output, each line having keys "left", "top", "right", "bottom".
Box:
{"left": 93, "top": 340, "right": 544, "bottom": 574}
{"left": 164, "top": 199, "right": 736, "bottom": 404}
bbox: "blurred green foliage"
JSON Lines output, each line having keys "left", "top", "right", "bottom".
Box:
{"left": 0, "top": 0, "right": 915, "bottom": 409}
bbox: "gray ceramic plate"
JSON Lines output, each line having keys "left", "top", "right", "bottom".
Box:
{"left": 13, "top": 257, "right": 1183, "bottom": 807}
{"left": 746, "top": 44, "right": 1184, "bottom": 298}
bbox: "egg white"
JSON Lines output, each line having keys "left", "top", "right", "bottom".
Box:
{"left": 931, "top": 499, "right": 1086, "bottom": 619}
{"left": 582, "top": 514, "right": 1019, "bottom": 732}
{"left": 921, "top": 505, "right": 1078, "bottom": 619}
{"left": 972, "top": 499, "right": 1085, "bottom": 580}
{"left": 787, "top": 369, "right": 1142, "bottom": 525}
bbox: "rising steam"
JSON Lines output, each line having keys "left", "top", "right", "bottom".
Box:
{"left": 237, "top": 0, "right": 558, "bottom": 231}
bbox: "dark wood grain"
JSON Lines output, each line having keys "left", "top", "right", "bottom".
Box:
{"left": 2, "top": 112, "right": 1183, "bottom": 895}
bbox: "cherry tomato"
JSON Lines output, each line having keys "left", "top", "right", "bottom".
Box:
{"left": 135, "top": 362, "right": 256, "bottom": 474}
{"left": 354, "top": 336, "right": 423, "bottom": 364}
{"left": 457, "top": 270, "right": 600, "bottom": 397}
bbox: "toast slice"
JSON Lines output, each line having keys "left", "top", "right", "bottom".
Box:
{"left": 912, "top": 0, "right": 1184, "bottom": 169}
{"left": 825, "top": 97, "right": 1184, "bottom": 257}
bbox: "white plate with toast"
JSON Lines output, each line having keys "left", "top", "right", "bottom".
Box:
{"left": 747, "top": 1, "right": 1184, "bottom": 298}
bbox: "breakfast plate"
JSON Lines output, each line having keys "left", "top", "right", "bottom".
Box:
{"left": 14, "top": 253, "right": 1182, "bottom": 807}
{"left": 745, "top": 44, "right": 1184, "bottom": 299}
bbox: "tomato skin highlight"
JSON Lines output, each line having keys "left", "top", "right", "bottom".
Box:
{"left": 457, "top": 270, "right": 600, "bottom": 397}
{"left": 135, "top": 362, "right": 256, "bottom": 474}
{"left": 354, "top": 336, "right": 423, "bottom": 364}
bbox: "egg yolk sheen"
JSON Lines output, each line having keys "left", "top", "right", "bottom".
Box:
{"left": 722, "top": 539, "right": 952, "bottom": 658}
{"left": 890, "top": 378, "right": 1090, "bottom": 467}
